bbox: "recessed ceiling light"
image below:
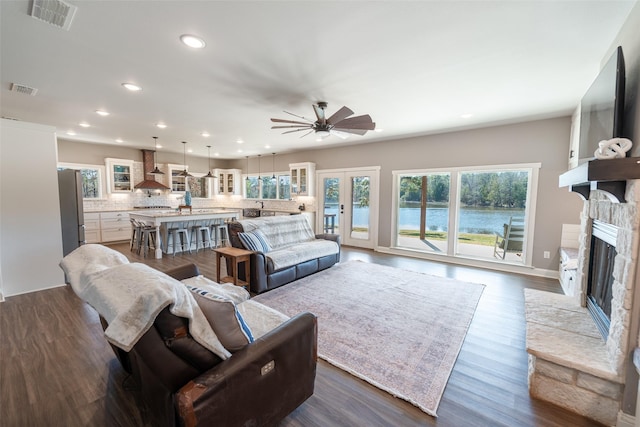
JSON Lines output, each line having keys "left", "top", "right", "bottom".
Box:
{"left": 95, "top": 110, "right": 110, "bottom": 116}
{"left": 375, "top": 128, "right": 383, "bottom": 133}
{"left": 156, "top": 123, "right": 167, "bottom": 129}
{"left": 79, "top": 122, "right": 90, "bottom": 127}
{"left": 156, "top": 145, "right": 162, "bottom": 149}
{"left": 180, "top": 34, "right": 206, "bottom": 49}
{"left": 237, "top": 149, "right": 243, "bottom": 153}
{"left": 265, "top": 145, "right": 271, "bottom": 149}
{"left": 66, "top": 130, "right": 76, "bottom": 135}
{"left": 121, "top": 82, "right": 142, "bottom": 92}
{"left": 236, "top": 139, "right": 244, "bottom": 144}
{"left": 187, "top": 149, "right": 193, "bottom": 153}
{"left": 201, "top": 131, "right": 210, "bottom": 137}
{"left": 214, "top": 152, "right": 220, "bottom": 156}
{"left": 115, "top": 138, "right": 124, "bottom": 143}
{"left": 461, "top": 113, "right": 474, "bottom": 119}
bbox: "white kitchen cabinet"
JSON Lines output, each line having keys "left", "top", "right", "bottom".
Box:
{"left": 105, "top": 158, "right": 134, "bottom": 193}
{"left": 84, "top": 212, "right": 101, "bottom": 243}
{"left": 168, "top": 164, "right": 188, "bottom": 193}
{"left": 289, "top": 162, "right": 315, "bottom": 196}
{"left": 100, "top": 211, "right": 131, "bottom": 242}
{"left": 215, "top": 169, "right": 241, "bottom": 195}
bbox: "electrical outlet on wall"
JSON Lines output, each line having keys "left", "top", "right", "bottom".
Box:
{"left": 543, "top": 251, "right": 550, "bottom": 259}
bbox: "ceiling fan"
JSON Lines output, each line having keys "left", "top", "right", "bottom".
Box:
{"left": 270, "top": 102, "right": 375, "bottom": 140}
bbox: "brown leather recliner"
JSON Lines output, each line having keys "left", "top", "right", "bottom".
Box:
{"left": 101, "top": 263, "right": 318, "bottom": 427}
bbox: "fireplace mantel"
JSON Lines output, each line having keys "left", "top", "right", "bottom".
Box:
{"left": 559, "top": 157, "right": 640, "bottom": 203}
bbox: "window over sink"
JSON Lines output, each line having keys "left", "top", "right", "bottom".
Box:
{"left": 57, "top": 162, "right": 105, "bottom": 199}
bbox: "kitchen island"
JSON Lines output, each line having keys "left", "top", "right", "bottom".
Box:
{"left": 129, "top": 209, "right": 240, "bottom": 258}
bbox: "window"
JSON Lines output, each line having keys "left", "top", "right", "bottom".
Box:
{"left": 57, "top": 163, "right": 105, "bottom": 199}
{"left": 245, "top": 176, "right": 260, "bottom": 199}
{"left": 244, "top": 173, "right": 290, "bottom": 199}
{"left": 393, "top": 163, "right": 539, "bottom": 265}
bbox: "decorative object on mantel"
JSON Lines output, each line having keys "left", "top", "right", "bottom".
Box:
{"left": 594, "top": 137, "right": 633, "bottom": 159}
{"left": 204, "top": 145, "right": 216, "bottom": 179}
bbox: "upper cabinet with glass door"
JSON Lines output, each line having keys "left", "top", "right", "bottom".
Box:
{"left": 105, "top": 158, "right": 134, "bottom": 193}
{"left": 167, "top": 164, "right": 188, "bottom": 192}
{"left": 214, "top": 169, "right": 241, "bottom": 195}
{"left": 289, "top": 162, "right": 315, "bottom": 196}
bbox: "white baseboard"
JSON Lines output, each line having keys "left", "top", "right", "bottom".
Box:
{"left": 617, "top": 411, "right": 635, "bottom": 427}
{"left": 375, "top": 245, "right": 559, "bottom": 279}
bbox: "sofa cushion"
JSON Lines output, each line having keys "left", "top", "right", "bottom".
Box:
{"left": 181, "top": 275, "right": 250, "bottom": 304}
{"left": 188, "top": 287, "right": 254, "bottom": 352}
{"left": 238, "top": 229, "right": 272, "bottom": 253}
{"left": 266, "top": 239, "right": 339, "bottom": 272}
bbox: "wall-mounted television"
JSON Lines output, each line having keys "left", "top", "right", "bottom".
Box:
{"left": 577, "top": 46, "right": 625, "bottom": 165}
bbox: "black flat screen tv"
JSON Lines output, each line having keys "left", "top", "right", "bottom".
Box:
{"left": 578, "top": 46, "right": 625, "bottom": 165}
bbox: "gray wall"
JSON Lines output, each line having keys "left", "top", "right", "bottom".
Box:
{"left": 229, "top": 116, "right": 584, "bottom": 271}
{"left": 57, "top": 139, "right": 234, "bottom": 172}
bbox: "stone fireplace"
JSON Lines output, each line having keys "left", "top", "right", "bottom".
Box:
{"left": 525, "top": 181, "right": 640, "bottom": 425}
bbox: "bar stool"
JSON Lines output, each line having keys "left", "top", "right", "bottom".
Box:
{"left": 130, "top": 219, "right": 143, "bottom": 252}
{"left": 168, "top": 221, "right": 191, "bottom": 256}
{"left": 139, "top": 224, "right": 157, "bottom": 258}
{"left": 191, "top": 219, "right": 214, "bottom": 252}
{"left": 214, "top": 218, "right": 232, "bottom": 247}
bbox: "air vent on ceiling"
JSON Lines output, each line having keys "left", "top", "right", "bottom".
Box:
{"left": 29, "top": 0, "right": 78, "bottom": 31}
{"left": 11, "top": 83, "right": 38, "bottom": 96}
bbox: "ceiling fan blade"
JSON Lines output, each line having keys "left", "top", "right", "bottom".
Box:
{"left": 282, "top": 128, "right": 312, "bottom": 135}
{"left": 271, "top": 125, "right": 311, "bottom": 129}
{"left": 271, "top": 118, "right": 310, "bottom": 125}
{"left": 332, "top": 127, "right": 369, "bottom": 136}
{"left": 313, "top": 104, "right": 326, "bottom": 124}
{"left": 300, "top": 129, "right": 314, "bottom": 138}
{"left": 332, "top": 114, "right": 376, "bottom": 130}
{"left": 283, "top": 110, "right": 314, "bottom": 122}
{"left": 327, "top": 106, "right": 354, "bottom": 125}
{"left": 330, "top": 129, "right": 350, "bottom": 139}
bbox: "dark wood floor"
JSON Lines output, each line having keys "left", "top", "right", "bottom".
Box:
{"left": 0, "top": 243, "right": 604, "bottom": 427}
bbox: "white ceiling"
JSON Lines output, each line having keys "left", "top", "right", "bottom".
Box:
{"left": 1, "top": 0, "right": 637, "bottom": 160}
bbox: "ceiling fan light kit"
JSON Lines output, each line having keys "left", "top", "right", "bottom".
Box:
{"left": 271, "top": 102, "right": 375, "bottom": 140}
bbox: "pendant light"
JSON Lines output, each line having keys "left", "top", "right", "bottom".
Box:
{"left": 258, "top": 154, "right": 265, "bottom": 181}
{"left": 204, "top": 145, "right": 216, "bottom": 178}
{"left": 148, "top": 136, "right": 164, "bottom": 175}
{"left": 271, "top": 152, "right": 276, "bottom": 180}
{"left": 245, "top": 156, "right": 250, "bottom": 181}
{"left": 178, "top": 141, "right": 193, "bottom": 177}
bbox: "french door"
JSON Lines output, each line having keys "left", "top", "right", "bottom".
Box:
{"left": 317, "top": 168, "right": 379, "bottom": 249}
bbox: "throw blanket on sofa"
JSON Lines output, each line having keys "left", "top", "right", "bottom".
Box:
{"left": 60, "top": 244, "right": 231, "bottom": 359}
{"left": 240, "top": 215, "right": 315, "bottom": 249}
{"left": 79, "top": 262, "right": 231, "bottom": 359}
{"left": 240, "top": 215, "right": 338, "bottom": 271}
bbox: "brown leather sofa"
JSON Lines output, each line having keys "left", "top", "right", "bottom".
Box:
{"left": 102, "top": 263, "right": 318, "bottom": 427}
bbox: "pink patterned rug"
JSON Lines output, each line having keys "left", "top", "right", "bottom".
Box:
{"left": 253, "top": 260, "right": 484, "bottom": 416}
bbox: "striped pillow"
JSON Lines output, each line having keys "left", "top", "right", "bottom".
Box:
{"left": 238, "top": 229, "right": 272, "bottom": 253}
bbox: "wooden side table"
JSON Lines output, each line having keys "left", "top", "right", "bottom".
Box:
{"left": 214, "top": 247, "right": 252, "bottom": 292}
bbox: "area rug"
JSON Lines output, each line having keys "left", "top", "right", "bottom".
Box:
{"left": 252, "top": 260, "right": 485, "bottom": 416}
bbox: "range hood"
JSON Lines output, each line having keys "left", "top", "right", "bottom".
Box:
{"left": 134, "top": 149, "right": 170, "bottom": 190}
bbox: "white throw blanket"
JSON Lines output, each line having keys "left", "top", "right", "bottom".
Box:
{"left": 80, "top": 262, "right": 230, "bottom": 359}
